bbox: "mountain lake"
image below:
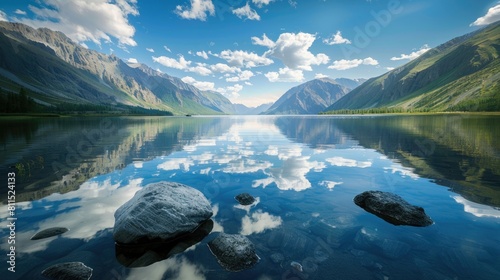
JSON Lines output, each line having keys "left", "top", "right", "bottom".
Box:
{"left": 1, "top": 114, "right": 499, "bottom": 280}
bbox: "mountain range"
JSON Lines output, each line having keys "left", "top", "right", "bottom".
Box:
{"left": 325, "top": 21, "right": 500, "bottom": 113}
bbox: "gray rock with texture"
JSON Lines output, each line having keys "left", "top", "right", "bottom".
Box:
{"left": 354, "top": 190, "right": 433, "bottom": 226}
{"left": 208, "top": 233, "right": 260, "bottom": 272}
{"left": 113, "top": 181, "right": 213, "bottom": 244}
{"left": 41, "top": 262, "right": 92, "bottom": 280}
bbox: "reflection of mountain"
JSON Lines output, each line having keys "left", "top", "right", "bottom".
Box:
{"left": 0, "top": 117, "right": 232, "bottom": 203}
{"left": 275, "top": 115, "right": 500, "bottom": 207}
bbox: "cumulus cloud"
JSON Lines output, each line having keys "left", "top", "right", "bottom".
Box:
{"left": 319, "top": 180, "right": 343, "bottom": 190}
{"left": 240, "top": 210, "right": 282, "bottom": 235}
{"left": 390, "top": 45, "right": 431, "bottom": 61}
{"left": 267, "top": 32, "right": 330, "bottom": 71}
{"left": 471, "top": 4, "right": 500, "bottom": 26}
{"left": 210, "top": 63, "right": 240, "bottom": 73}
{"left": 196, "top": 50, "right": 209, "bottom": 59}
{"left": 326, "top": 156, "right": 372, "bottom": 168}
{"left": 146, "top": 48, "right": 154, "bottom": 53}
{"left": 314, "top": 73, "right": 329, "bottom": 79}
{"left": 175, "top": 0, "right": 215, "bottom": 21}
{"left": 17, "top": 0, "right": 138, "bottom": 47}
{"left": 323, "top": 31, "right": 351, "bottom": 45}
{"left": 127, "top": 58, "right": 138, "bottom": 64}
{"left": 218, "top": 50, "right": 273, "bottom": 68}
{"left": 328, "top": 57, "right": 379, "bottom": 70}
{"left": 0, "top": 10, "right": 7, "bottom": 21}
{"left": 265, "top": 67, "right": 304, "bottom": 82}
{"left": 15, "top": 9, "right": 27, "bottom": 15}
{"left": 232, "top": 3, "right": 260, "bottom": 20}
{"left": 251, "top": 33, "right": 276, "bottom": 48}
{"left": 226, "top": 70, "right": 254, "bottom": 82}
{"left": 217, "top": 84, "right": 244, "bottom": 100}
{"left": 153, "top": 56, "right": 212, "bottom": 75}
{"left": 182, "top": 76, "right": 216, "bottom": 92}
{"left": 252, "top": 0, "right": 275, "bottom": 8}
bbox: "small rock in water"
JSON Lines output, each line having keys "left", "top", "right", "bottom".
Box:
{"left": 208, "top": 233, "right": 260, "bottom": 272}
{"left": 41, "top": 262, "right": 92, "bottom": 280}
{"left": 235, "top": 193, "right": 256, "bottom": 205}
{"left": 31, "top": 227, "right": 69, "bottom": 240}
{"left": 354, "top": 190, "right": 433, "bottom": 226}
{"left": 270, "top": 252, "right": 284, "bottom": 264}
{"left": 290, "top": 261, "right": 303, "bottom": 272}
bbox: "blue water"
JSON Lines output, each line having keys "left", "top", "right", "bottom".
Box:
{"left": 1, "top": 115, "right": 499, "bottom": 280}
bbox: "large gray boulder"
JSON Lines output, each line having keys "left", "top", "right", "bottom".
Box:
{"left": 41, "top": 262, "right": 92, "bottom": 280}
{"left": 113, "top": 181, "right": 213, "bottom": 244}
{"left": 354, "top": 191, "right": 433, "bottom": 227}
{"left": 208, "top": 233, "right": 260, "bottom": 272}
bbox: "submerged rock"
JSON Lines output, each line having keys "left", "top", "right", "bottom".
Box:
{"left": 354, "top": 190, "right": 433, "bottom": 226}
{"left": 41, "top": 262, "right": 92, "bottom": 280}
{"left": 208, "top": 233, "right": 259, "bottom": 272}
{"left": 235, "top": 193, "right": 256, "bottom": 205}
{"left": 31, "top": 227, "right": 69, "bottom": 240}
{"left": 113, "top": 181, "right": 213, "bottom": 244}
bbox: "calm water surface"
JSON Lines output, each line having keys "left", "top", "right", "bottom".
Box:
{"left": 1, "top": 114, "right": 499, "bottom": 280}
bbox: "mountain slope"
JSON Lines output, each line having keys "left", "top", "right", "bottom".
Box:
{"left": 325, "top": 21, "right": 500, "bottom": 112}
{"left": 0, "top": 21, "right": 232, "bottom": 115}
{"left": 263, "top": 78, "right": 352, "bottom": 115}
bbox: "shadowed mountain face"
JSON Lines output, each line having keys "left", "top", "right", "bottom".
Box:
{"left": 0, "top": 22, "right": 234, "bottom": 115}
{"left": 325, "top": 21, "right": 500, "bottom": 112}
{"left": 264, "top": 78, "right": 354, "bottom": 115}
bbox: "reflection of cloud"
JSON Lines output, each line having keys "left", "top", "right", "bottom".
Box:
{"left": 453, "top": 196, "right": 500, "bottom": 218}
{"left": 158, "top": 158, "right": 193, "bottom": 172}
{"left": 234, "top": 197, "right": 260, "bottom": 213}
{"left": 326, "top": 157, "right": 372, "bottom": 168}
{"left": 211, "top": 204, "right": 224, "bottom": 233}
{"left": 133, "top": 161, "right": 143, "bottom": 168}
{"left": 384, "top": 165, "right": 419, "bottom": 179}
{"left": 1, "top": 178, "right": 143, "bottom": 253}
{"left": 240, "top": 210, "right": 282, "bottom": 235}
{"left": 222, "top": 159, "right": 272, "bottom": 174}
{"left": 264, "top": 145, "right": 279, "bottom": 156}
{"left": 252, "top": 156, "right": 324, "bottom": 191}
{"left": 126, "top": 256, "right": 206, "bottom": 280}
{"left": 319, "top": 180, "right": 343, "bottom": 190}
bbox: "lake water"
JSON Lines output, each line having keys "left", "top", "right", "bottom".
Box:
{"left": 1, "top": 114, "right": 499, "bottom": 280}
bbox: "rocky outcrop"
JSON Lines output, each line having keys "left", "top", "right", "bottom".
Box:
{"left": 208, "top": 233, "right": 260, "bottom": 272}
{"left": 113, "top": 181, "right": 213, "bottom": 244}
{"left": 31, "top": 227, "right": 69, "bottom": 240}
{"left": 354, "top": 191, "right": 433, "bottom": 226}
{"left": 41, "top": 262, "right": 92, "bottom": 280}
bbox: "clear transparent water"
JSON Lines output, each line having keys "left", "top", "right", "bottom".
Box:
{"left": 1, "top": 115, "right": 499, "bottom": 280}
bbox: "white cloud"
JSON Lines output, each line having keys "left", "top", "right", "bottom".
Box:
{"left": 323, "top": 31, "right": 351, "bottom": 45}
{"left": 146, "top": 48, "right": 154, "bottom": 53}
{"left": 265, "top": 67, "right": 304, "bottom": 82}
{"left": 15, "top": 9, "right": 27, "bottom": 15}
{"left": 18, "top": 0, "right": 138, "bottom": 47}
{"left": 390, "top": 45, "right": 431, "bottom": 61}
{"left": 196, "top": 50, "right": 209, "bottom": 59}
{"left": 386, "top": 67, "right": 395, "bottom": 71}
{"left": 471, "top": 4, "right": 500, "bottom": 26}
{"left": 251, "top": 33, "right": 276, "bottom": 48}
{"left": 319, "top": 180, "right": 343, "bottom": 190}
{"left": 217, "top": 84, "right": 244, "bottom": 100}
{"left": 232, "top": 3, "right": 260, "bottom": 21}
{"left": 328, "top": 57, "right": 379, "bottom": 70}
{"left": 219, "top": 50, "right": 273, "bottom": 68}
{"left": 453, "top": 196, "right": 500, "bottom": 218}
{"left": 127, "top": 58, "right": 138, "bottom": 63}
{"left": 314, "top": 73, "right": 329, "bottom": 79}
{"left": 252, "top": 0, "right": 275, "bottom": 8}
{"left": 240, "top": 210, "right": 282, "bottom": 235}
{"left": 0, "top": 10, "right": 7, "bottom": 21}
{"left": 182, "top": 76, "right": 215, "bottom": 91}
{"left": 190, "top": 63, "right": 213, "bottom": 76}
{"left": 210, "top": 63, "right": 240, "bottom": 73}
{"left": 153, "top": 55, "right": 191, "bottom": 70}
{"left": 267, "top": 32, "right": 330, "bottom": 71}
{"left": 164, "top": 45, "right": 172, "bottom": 52}
{"left": 226, "top": 70, "right": 254, "bottom": 82}
{"left": 175, "top": 0, "right": 215, "bottom": 21}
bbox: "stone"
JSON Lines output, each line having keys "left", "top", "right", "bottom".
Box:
{"left": 354, "top": 191, "right": 433, "bottom": 226}
{"left": 235, "top": 193, "right": 256, "bottom": 205}
{"left": 41, "top": 262, "right": 92, "bottom": 280}
{"left": 270, "top": 252, "right": 284, "bottom": 264}
{"left": 113, "top": 181, "right": 213, "bottom": 244}
{"left": 208, "top": 233, "right": 260, "bottom": 272}
{"left": 31, "top": 227, "right": 69, "bottom": 240}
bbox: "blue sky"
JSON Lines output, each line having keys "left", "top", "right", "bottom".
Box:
{"left": 1, "top": 0, "right": 499, "bottom": 107}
